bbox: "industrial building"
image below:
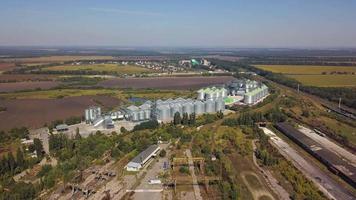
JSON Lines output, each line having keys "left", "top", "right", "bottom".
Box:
{"left": 124, "top": 97, "right": 225, "bottom": 123}
{"left": 126, "top": 145, "right": 160, "bottom": 171}
{"left": 199, "top": 79, "right": 269, "bottom": 105}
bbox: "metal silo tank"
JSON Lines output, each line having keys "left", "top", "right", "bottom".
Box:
{"left": 197, "top": 89, "right": 205, "bottom": 100}
{"left": 144, "top": 109, "right": 151, "bottom": 120}
{"left": 194, "top": 101, "right": 205, "bottom": 115}
{"left": 205, "top": 99, "right": 215, "bottom": 113}
{"left": 244, "top": 94, "right": 253, "bottom": 104}
{"left": 85, "top": 109, "right": 90, "bottom": 122}
{"left": 132, "top": 111, "right": 139, "bottom": 121}
{"left": 170, "top": 104, "right": 182, "bottom": 117}
{"left": 158, "top": 105, "right": 171, "bottom": 122}
{"left": 139, "top": 110, "right": 145, "bottom": 121}
{"left": 215, "top": 98, "right": 225, "bottom": 111}
{"left": 182, "top": 102, "right": 194, "bottom": 115}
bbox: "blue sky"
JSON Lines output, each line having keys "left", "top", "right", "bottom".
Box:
{"left": 0, "top": 0, "right": 355, "bottom": 47}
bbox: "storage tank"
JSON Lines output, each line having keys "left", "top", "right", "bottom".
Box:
{"left": 244, "top": 94, "right": 253, "bottom": 104}
{"left": 215, "top": 98, "right": 225, "bottom": 111}
{"left": 139, "top": 110, "right": 145, "bottom": 121}
{"left": 205, "top": 99, "right": 215, "bottom": 113}
{"left": 157, "top": 105, "right": 171, "bottom": 122}
{"left": 197, "top": 89, "right": 205, "bottom": 100}
{"left": 144, "top": 109, "right": 151, "bottom": 120}
{"left": 85, "top": 109, "right": 90, "bottom": 123}
{"left": 171, "top": 104, "right": 182, "bottom": 117}
{"left": 131, "top": 111, "right": 139, "bottom": 121}
{"left": 194, "top": 101, "right": 205, "bottom": 115}
{"left": 205, "top": 92, "right": 212, "bottom": 100}
{"left": 182, "top": 101, "right": 194, "bottom": 115}
{"left": 221, "top": 88, "right": 227, "bottom": 98}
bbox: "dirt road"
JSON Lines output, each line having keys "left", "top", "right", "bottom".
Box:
{"left": 186, "top": 149, "right": 203, "bottom": 200}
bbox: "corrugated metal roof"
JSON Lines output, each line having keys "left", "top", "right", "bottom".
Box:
{"left": 131, "top": 145, "right": 160, "bottom": 164}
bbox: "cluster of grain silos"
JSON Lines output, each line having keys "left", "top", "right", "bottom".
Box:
{"left": 85, "top": 106, "right": 101, "bottom": 124}
{"left": 124, "top": 101, "right": 152, "bottom": 122}
{"left": 152, "top": 98, "right": 225, "bottom": 122}
{"left": 243, "top": 84, "right": 269, "bottom": 105}
{"left": 197, "top": 87, "right": 228, "bottom": 101}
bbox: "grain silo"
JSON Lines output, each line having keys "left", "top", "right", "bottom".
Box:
{"left": 139, "top": 110, "right": 145, "bottom": 121}
{"left": 171, "top": 103, "right": 182, "bottom": 117}
{"left": 182, "top": 101, "right": 194, "bottom": 115}
{"left": 205, "top": 99, "right": 215, "bottom": 113}
{"left": 144, "top": 109, "right": 151, "bottom": 120}
{"left": 197, "top": 89, "right": 205, "bottom": 100}
{"left": 215, "top": 98, "right": 225, "bottom": 112}
{"left": 157, "top": 105, "right": 171, "bottom": 122}
{"left": 132, "top": 112, "right": 139, "bottom": 121}
{"left": 194, "top": 100, "right": 205, "bottom": 114}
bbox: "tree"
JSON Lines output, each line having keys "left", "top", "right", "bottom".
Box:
{"left": 159, "top": 149, "right": 166, "bottom": 157}
{"left": 16, "top": 147, "right": 25, "bottom": 170}
{"left": 189, "top": 113, "right": 196, "bottom": 125}
{"left": 120, "top": 126, "right": 127, "bottom": 133}
{"left": 33, "top": 138, "right": 44, "bottom": 158}
{"left": 182, "top": 113, "right": 189, "bottom": 125}
{"left": 173, "top": 112, "right": 181, "bottom": 125}
{"left": 7, "top": 152, "right": 16, "bottom": 172}
{"left": 75, "top": 130, "right": 82, "bottom": 140}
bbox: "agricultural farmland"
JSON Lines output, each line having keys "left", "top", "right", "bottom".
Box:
{"left": 0, "top": 95, "right": 121, "bottom": 131}
{"left": 42, "top": 63, "right": 153, "bottom": 74}
{"left": 254, "top": 65, "right": 356, "bottom": 75}
{"left": 98, "top": 76, "right": 236, "bottom": 90}
{"left": 287, "top": 74, "right": 356, "bottom": 87}
{"left": 0, "top": 81, "right": 60, "bottom": 92}
{"left": 1, "top": 55, "right": 115, "bottom": 63}
{"left": 255, "top": 65, "right": 356, "bottom": 87}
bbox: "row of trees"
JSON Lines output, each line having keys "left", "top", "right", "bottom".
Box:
{"left": 173, "top": 112, "right": 196, "bottom": 125}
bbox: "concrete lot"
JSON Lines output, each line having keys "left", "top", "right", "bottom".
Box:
{"left": 260, "top": 127, "right": 355, "bottom": 200}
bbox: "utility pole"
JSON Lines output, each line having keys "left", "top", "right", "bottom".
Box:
{"left": 339, "top": 97, "right": 342, "bottom": 109}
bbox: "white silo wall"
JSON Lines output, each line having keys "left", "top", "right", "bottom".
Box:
{"left": 194, "top": 101, "right": 205, "bottom": 115}
{"left": 205, "top": 99, "right": 215, "bottom": 113}
{"left": 139, "top": 110, "right": 145, "bottom": 121}
{"left": 85, "top": 109, "right": 90, "bottom": 122}
{"left": 182, "top": 102, "right": 194, "bottom": 115}
{"left": 144, "top": 109, "right": 151, "bottom": 120}
{"left": 197, "top": 90, "right": 205, "bottom": 100}
{"left": 215, "top": 99, "right": 225, "bottom": 111}
{"left": 132, "top": 112, "right": 139, "bottom": 121}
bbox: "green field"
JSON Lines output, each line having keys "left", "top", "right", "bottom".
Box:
{"left": 42, "top": 64, "right": 153, "bottom": 74}
{"left": 255, "top": 65, "right": 356, "bottom": 74}
{"left": 287, "top": 74, "right": 356, "bottom": 87}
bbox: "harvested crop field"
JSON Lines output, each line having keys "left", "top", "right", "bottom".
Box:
{"left": 0, "top": 63, "right": 16, "bottom": 72}
{"left": 98, "top": 76, "right": 236, "bottom": 90}
{"left": 0, "top": 95, "right": 120, "bottom": 131}
{"left": 0, "top": 81, "right": 60, "bottom": 92}
{"left": 42, "top": 64, "right": 152, "bottom": 74}
{"left": 254, "top": 65, "right": 356, "bottom": 75}
{"left": 0, "top": 74, "right": 58, "bottom": 82}
{"left": 287, "top": 74, "right": 356, "bottom": 87}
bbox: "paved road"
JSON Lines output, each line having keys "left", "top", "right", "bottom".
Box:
{"left": 260, "top": 127, "right": 355, "bottom": 200}
{"left": 186, "top": 149, "right": 203, "bottom": 200}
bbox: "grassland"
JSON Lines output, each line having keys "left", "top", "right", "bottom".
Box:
{"left": 42, "top": 64, "right": 153, "bottom": 74}
{"left": 287, "top": 74, "right": 356, "bottom": 87}
{"left": 254, "top": 65, "right": 356, "bottom": 74}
